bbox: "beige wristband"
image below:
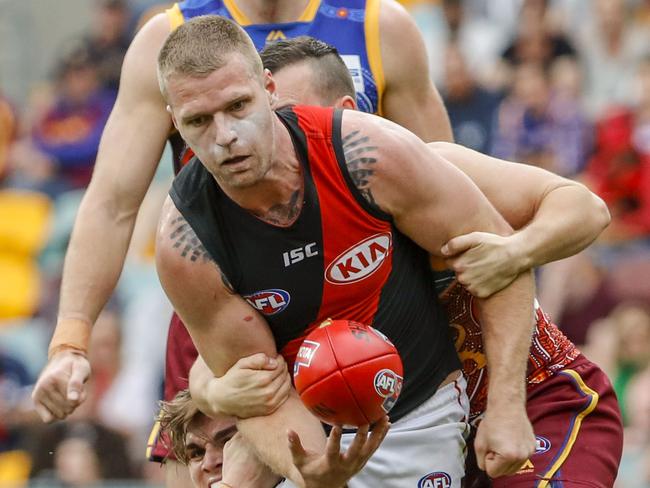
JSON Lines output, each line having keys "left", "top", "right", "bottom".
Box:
{"left": 48, "top": 318, "right": 91, "bottom": 359}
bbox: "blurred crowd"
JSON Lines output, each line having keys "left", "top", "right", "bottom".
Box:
{"left": 0, "top": 0, "right": 648, "bottom": 486}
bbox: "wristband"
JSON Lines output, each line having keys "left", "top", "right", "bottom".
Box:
{"left": 48, "top": 318, "right": 91, "bottom": 359}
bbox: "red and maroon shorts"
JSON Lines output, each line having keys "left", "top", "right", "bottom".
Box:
{"left": 464, "top": 354, "right": 623, "bottom": 488}
{"left": 146, "top": 312, "right": 198, "bottom": 463}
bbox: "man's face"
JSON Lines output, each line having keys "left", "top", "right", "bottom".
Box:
{"left": 185, "top": 414, "right": 237, "bottom": 488}
{"left": 167, "top": 53, "right": 276, "bottom": 190}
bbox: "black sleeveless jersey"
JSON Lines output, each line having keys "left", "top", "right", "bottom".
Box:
{"left": 170, "top": 105, "right": 460, "bottom": 421}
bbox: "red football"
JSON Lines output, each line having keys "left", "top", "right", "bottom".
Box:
{"left": 293, "top": 319, "right": 404, "bottom": 427}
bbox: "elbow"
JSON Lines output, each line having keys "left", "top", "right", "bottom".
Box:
{"left": 595, "top": 195, "right": 612, "bottom": 232}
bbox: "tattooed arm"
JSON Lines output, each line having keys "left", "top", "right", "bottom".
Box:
{"left": 339, "top": 110, "right": 536, "bottom": 478}
{"left": 156, "top": 197, "right": 327, "bottom": 487}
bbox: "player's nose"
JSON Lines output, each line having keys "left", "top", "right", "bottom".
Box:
{"left": 201, "top": 443, "right": 223, "bottom": 473}
{"left": 213, "top": 114, "right": 237, "bottom": 148}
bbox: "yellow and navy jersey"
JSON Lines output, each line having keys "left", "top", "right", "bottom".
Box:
{"left": 166, "top": 0, "right": 384, "bottom": 115}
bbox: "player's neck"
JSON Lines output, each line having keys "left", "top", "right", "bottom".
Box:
{"left": 234, "top": 0, "right": 312, "bottom": 23}
{"left": 223, "top": 117, "right": 303, "bottom": 226}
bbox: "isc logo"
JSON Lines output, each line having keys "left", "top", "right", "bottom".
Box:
{"left": 243, "top": 289, "right": 290, "bottom": 315}
{"left": 283, "top": 242, "right": 318, "bottom": 267}
{"left": 325, "top": 233, "right": 391, "bottom": 284}
{"left": 418, "top": 472, "right": 451, "bottom": 488}
{"left": 293, "top": 340, "right": 320, "bottom": 376}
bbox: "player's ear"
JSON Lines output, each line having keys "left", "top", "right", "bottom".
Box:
{"left": 335, "top": 95, "right": 357, "bottom": 110}
{"left": 264, "top": 68, "right": 278, "bottom": 102}
{"left": 167, "top": 105, "right": 179, "bottom": 130}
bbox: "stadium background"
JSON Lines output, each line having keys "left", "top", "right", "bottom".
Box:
{"left": 0, "top": 0, "right": 649, "bottom": 486}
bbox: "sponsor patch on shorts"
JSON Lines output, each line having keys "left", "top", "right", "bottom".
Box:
{"left": 418, "top": 471, "right": 451, "bottom": 488}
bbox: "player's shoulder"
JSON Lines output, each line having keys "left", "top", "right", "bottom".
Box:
{"left": 377, "top": 0, "right": 420, "bottom": 39}
{"left": 128, "top": 12, "right": 173, "bottom": 56}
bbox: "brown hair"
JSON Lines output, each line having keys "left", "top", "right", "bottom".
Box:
{"left": 158, "top": 389, "right": 201, "bottom": 464}
{"left": 157, "top": 15, "right": 263, "bottom": 100}
{"left": 260, "top": 36, "right": 356, "bottom": 104}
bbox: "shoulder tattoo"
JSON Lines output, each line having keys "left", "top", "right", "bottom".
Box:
{"left": 168, "top": 216, "right": 234, "bottom": 292}
{"left": 169, "top": 215, "right": 214, "bottom": 264}
{"left": 342, "top": 130, "right": 379, "bottom": 206}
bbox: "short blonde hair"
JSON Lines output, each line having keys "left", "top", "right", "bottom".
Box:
{"left": 157, "top": 15, "right": 263, "bottom": 100}
{"left": 158, "top": 389, "right": 201, "bottom": 464}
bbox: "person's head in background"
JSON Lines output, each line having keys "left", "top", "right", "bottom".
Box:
{"left": 159, "top": 389, "right": 237, "bottom": 487}
{"left": 92, "top": 0, "right": 130, "bottom": 47}
{"left": 54, "top": 43, "right": 101, "bottom": 105}
{"left": 260, "top": 36, "right": 356, "bottom": 110}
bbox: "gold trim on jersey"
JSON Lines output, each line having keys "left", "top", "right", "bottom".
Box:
{"left": 223, "top": 0, "right": 252, "bottom": 25}
{"left": 225, "top": 0, "right": 320, "bottom": 26}
{"left": 145, "top": 418, "right": 163, "bottom": 459}
{"left": 537, "top": 369, "right": 599, "bottom": 488}
{"left": 299, "top": 0, "right": 321, "bottom": 21}
{"left": 364, "top": 0, "right": 385, "bottom": 116}
{"left": 166, "top": 3, "right": 185, "bottom": 30}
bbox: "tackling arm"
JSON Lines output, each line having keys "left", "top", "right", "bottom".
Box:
{"left": 430, "top": 142, "right": 610, "bottom": 296}
{"left": 342, "top": 111, "right": 536, "bottom": 477}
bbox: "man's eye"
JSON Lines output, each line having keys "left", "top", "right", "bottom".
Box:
{"left": 231, "top": 100, "right": 246, "bottom": 111}
{"left": 187, "top": 448, "right": 204, "bottom": 461}
{"left": 188, "top": 116, "right": 208, "bottom": 127}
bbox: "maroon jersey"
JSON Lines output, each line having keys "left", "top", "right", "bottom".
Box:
{"left": 440, "top": 282, "right": 579, "bottom": 422}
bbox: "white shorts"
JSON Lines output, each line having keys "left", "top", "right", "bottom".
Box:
{"left": 280, "top": 373, "right": 469, "bottom": 488}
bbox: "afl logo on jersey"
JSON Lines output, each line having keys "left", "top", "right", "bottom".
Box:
{"left": 418, "top": 472, "right": 452, "bottom": 488}
{"left": 325, "top": 233, "right": 391, "bottom": 285}
{"left": 244, "top": 289, "right": 290, "bottom": 315}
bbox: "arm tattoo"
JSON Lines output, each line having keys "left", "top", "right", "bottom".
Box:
{"left": 169, "top": 215, "right": 234, "bottom": 291}
{"left": 342, "top": 130, "right": 378, "bottom": 206}
{"left": 169, "top": 216, "right": 214, "bottom": 264}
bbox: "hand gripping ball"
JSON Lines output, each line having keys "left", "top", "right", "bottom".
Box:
{"left": 293, "top": 319, "right": 403, "bottom": 427}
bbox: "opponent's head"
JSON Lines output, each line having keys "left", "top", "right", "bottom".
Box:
{"left": 158, "top": 15, "right": 277, "bottom": 190}
{"left": 260, "top": 36, "right": 357, "bottom": 110}
{"left": 159, "top": 389, "right": 236, "bottom": 487}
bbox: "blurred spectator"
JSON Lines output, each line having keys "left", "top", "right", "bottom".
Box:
{"left": 28, "top": 419, "right": 136, "bottom": 483}
{"left": 0, "top": 349, "right": 35, "bottom": 445}
{"left": 583, "top": 56, "right": 650, "bottom": 242}
{"left": 500, "top": 0, "right": 577, "bottom": 69}
{"left": 442, "top": 43, "right": 502, "bottom": 154}
{"left": 8, "top": 43, "right": 116, "bottom": 197}
{"left": 574, "top": 0, "right": 650, "bottom": 117}
{"left": 492, "top": 61, "right": 591, "bottom": 176}
{"left": 81, "top": 0, "right": 132, "bottom": 91}
{"left": 409, "top": 0, "right": 508, "bottom": 87}
{"left": 0, "top": 93, "right": 17, "bottom": 182}
{"left": 583, "top": 303, "right": 650, "bottom": 423}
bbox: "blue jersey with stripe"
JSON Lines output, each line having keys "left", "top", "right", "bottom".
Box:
{"left": 170, "top": 0, "right": 382, "bottom": 114}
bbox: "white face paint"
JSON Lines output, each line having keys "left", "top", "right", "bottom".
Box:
{"left": 166, "top": 53, "right": 277, "bottom": 190}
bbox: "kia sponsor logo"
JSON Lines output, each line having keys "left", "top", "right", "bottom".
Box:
{"left": 418, "top": 472, "right": 452, "bottom": 488}
{"left": 293, "top": 340, "right": 320, "bottom": 376}
{"left": 325, "top": 233, "right": 391, "bottom": 284}
{"left": 244, "top": 289, "right": 290, "bottom": 315}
